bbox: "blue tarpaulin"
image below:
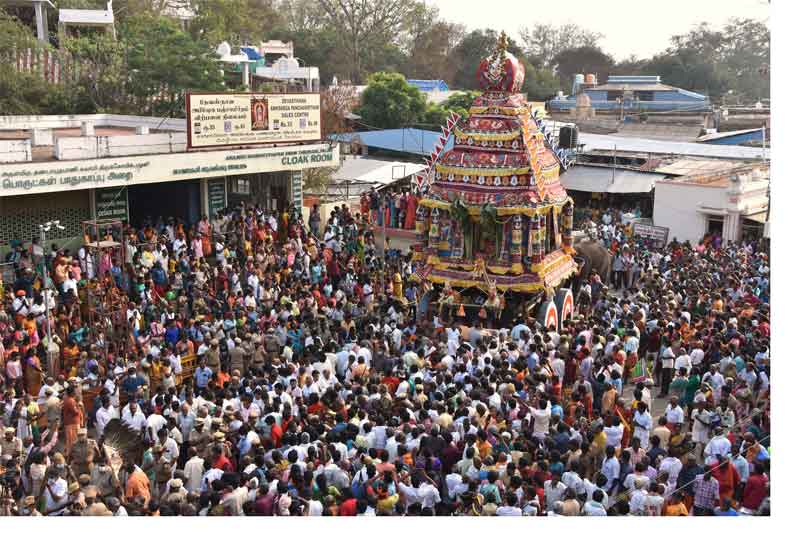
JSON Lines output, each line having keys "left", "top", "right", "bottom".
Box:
{"left": 240, "top": 47, "right": 262, "bottom": 60}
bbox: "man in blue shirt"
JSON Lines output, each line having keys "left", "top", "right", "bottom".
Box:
{"left": 194, "top": 357, "right": 213, "bottom": 391}
{"left": 713, "top": 498, "right": 739, "bottom": 516}
{"left": 121, "top": 367, "right": 146, "bottom": 396}
{"left": 527, "top": 343, "right": 540, "bottom": 371}
{"left": 165, "top": 320, "right": 180, "bottom": 346}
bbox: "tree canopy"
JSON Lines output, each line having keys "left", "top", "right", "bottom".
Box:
{"left": 519, "top": 23, "right": 604, "bottom": 69}
{"left": 0, "top": 2, "right": 769, "bottom": 118}
{"left": 552, "top": 46, "right": 615, "bottom": 90}
{"left": 354, "top": 72, "right": 426, "bottom": 129}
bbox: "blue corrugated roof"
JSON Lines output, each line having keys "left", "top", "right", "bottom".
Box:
{"left": 240, "top": 47, "right": 262, "bottom": 60}
{"left": 407, "top": 79, "right": 449, "bottom": 92}
{"left": 330, "top": 129, "right": 455, "bottom": 156}
{"left": 675, "top": 88, "right": 708, "bottom": 101}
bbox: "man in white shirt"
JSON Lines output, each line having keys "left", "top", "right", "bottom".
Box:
{"left": 168, "top": 351, "right": 183, "bottom": 376}
{"left": 543, "top": 474, "right": 567, "bottom": 510}
{"left": 674, "top": 349, "right": 692, "bottom": 374}
{"left": 690, "top": 344, "right": 705, "bottom": 368}
{"left": 582, "top": 490, "right": 608, "bottom": 516}
{"left": 95, "top": 396, "right": 118, "bottom": 439}
{"left": 417, "top": 480, "right": 441, "bottom": 509}
{"left": 43, "top": 473, "right": 69, "bottom": 515}
{"left": 659, "top": 454, "right": 683, "bottom": 488}
{"left": 146, "top": 411, "right": 168, "bottom": 442}
{"left": 496, "top": 493, "right": 523, "bottom": 516}
{"left": 628, "top": 479, "right": 649, "bottom": 515}
{"left": 604, "top": 419, "right": 625, "bottom": 448}
{"left": 529, "top": 399, "right": 551, "bottom": 439}
{"left": 704, "top": 427, "right": 732, "bottom": 464}
{"left": 446, "top": 325, "right": 461, "bottom": 357}
{"left": 600, "top": 446, "right": 621, "bottom": 495}
{"left": 201, "top": 466, "right": 224, "bottom": 492}
{"left": 703, "top": 366, "right": 726, "bottom": 401}
{"left": 664, "top": 397, "right": 685, "bottom": 425}
{"left": 659, "top": 343, "right": 675, "bottom": 397}
{"left": 121, "top": 402, "right": 147, "bottom": 433}
{"left": 184, "top": 447, "right": 205, "bottom": 493}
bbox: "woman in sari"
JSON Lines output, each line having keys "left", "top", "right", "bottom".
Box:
{"left": 191, "top": 232, "right": 204, "bottom": 260}
{"left": 198, "top": 215, "right": 212, "bottom": 256}
{"left": 24, "top": 352, "right": 44, "bottom": 397}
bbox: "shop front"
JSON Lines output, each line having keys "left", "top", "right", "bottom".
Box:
{"left": 0, "top": 142, "right": 338, "bottom": 249}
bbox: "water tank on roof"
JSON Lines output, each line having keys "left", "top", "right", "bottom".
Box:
{"left": 572, "top": 73, "right": 585, "bottom": 95}
{"left": 559, "top": 125, "right": 579, "bottom": 149}
{"left": 585, "top": 73, "right": 596, "bottom": 84}
{"left": 274, "top": 56, "right": 300, "bottom": 73}
{"left": 216, "top": 42, "right": 231, "bottom": 57}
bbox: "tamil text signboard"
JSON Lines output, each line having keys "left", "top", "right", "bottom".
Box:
{"left": 208, "top": 180, "right": 227, "bottom": 217}
{"left": 0, "top": 143, "right": 338, "bottom": 197}
{"left": 186, "top": 92, "right": 321, "bottom": 149}
{"left": 94, "top": 186, "right": 129, "bottom": 222}
{"left": 632, "top": 223, "right": 669, "bottom": 248}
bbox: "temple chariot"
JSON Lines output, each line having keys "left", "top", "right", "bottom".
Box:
{"left": 411, "top": 33, "right": 579, "bottom": 329}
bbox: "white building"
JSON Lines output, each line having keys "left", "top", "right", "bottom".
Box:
{"left": 653, "top": 163, "right": 768, "bottom": 244}
{"left": 58, "top": 0, "right": 116, "bottom": 39}
{"left": 255, "top": 56, "right": 320, "bottom": 92}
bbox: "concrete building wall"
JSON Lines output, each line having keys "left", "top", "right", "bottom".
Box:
{"left": 54, "top": 132, "right": 188, "bottom": 160}
{"left": 0, "top": 114, "right": 186, "bottom": 132}
{"left": 0, "top": 140, "right": 32, "bottom": 163}
{"left": 653, "top": 182, "right": 725, "bottom": 243}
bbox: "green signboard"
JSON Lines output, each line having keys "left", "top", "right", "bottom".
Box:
{"left": 291, "top": 170, "right": 303, "bottom": 209}
{"left": 95, "top": 186, "right": 128, "bottom": 222}
{"left": 208, "top": 179, "right": 227, "bottom": 217}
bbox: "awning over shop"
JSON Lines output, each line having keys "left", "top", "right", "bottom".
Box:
{"left": 560, "top": 166, "right": 666, "bottom": 194}
{"left": 743, "top": 211, "right": 768, "bottom": 224}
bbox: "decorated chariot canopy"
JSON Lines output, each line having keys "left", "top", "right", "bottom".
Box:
{"left": 413, "top": 32, "right": 577, "bottom": 295}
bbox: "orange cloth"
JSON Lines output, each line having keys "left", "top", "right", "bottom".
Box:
{"left": 126, "top": 468, "right": 151, "bottom": 507}
{"left": 663, "top": 502, "right": 689, "bottom": 516}
{"left": 64, "top": 424, "right": 78, "bottom": 456}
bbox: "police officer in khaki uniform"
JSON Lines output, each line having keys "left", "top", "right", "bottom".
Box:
{"left": 188, "top": 419, "right": 210, "bottom": 459}
{"left": 251, "top": 336, "right": 267, "bottom": 372}
{"left": 206, "top": 339, "right": 221, "bottom": 374}
{"left": 229, "top": 338, "right": 246, "bottom": 374}
{"left": 70, "top": 428, "right": 100, "bottom": 477}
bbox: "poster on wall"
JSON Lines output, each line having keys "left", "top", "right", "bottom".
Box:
{"left": 186, "top": 92, "right": 322, "bottom": 149}
{"left": 94, "top": 186, "right": 129, "bottom": 222}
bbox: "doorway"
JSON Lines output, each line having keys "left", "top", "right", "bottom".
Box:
{"left": 706, "top": 215, "right": 724, "bottom": 237}
{"left": 128, "top": 180, "right": 201, "bottom": 227}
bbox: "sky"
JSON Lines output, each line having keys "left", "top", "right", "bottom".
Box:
{"left": 426, "top": 0, "right": 770, "bottom": 61}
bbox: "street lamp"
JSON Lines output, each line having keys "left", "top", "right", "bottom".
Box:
{"left": 38, "top": 220, "right": 65, "bottom": 377}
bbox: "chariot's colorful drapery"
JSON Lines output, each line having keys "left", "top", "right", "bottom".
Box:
{"left": 413, "top": 33, "right": 577, "bottom": 294}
